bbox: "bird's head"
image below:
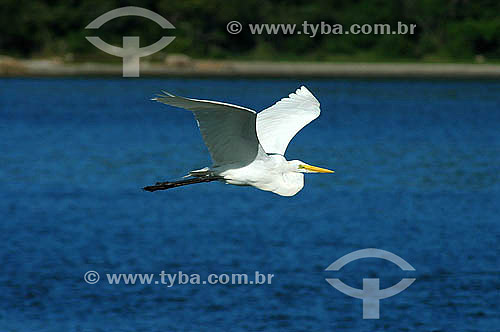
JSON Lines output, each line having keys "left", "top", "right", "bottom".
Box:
{"left": 290, "top": 160, "right": 335, "bottom": 174}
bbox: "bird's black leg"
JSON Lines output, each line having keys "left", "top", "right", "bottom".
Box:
{"left": 143, "top": 177, "right": 220, "bottom": 192}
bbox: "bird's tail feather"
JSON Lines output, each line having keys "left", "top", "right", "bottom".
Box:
{"left": 186, "top": 167, "right": 211, "bottom": 178}
{"left": 143, "top": 176, "right": 220, "bottom": 192}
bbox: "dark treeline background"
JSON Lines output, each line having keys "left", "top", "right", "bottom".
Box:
{"left": 1, "top": 0, "right": 499, "bottom": 62}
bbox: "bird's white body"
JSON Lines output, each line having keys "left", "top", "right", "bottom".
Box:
{"left": 154, "top": 86, "right": 333, "bottom": 196}
{"left": 214, "top": 154, "right": 305, "bottom": 196}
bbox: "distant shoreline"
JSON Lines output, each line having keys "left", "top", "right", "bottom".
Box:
{"left": 1, "top": 58, "right": 500, "bottom": 79}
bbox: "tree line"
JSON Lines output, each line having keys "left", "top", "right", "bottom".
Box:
{"left": 0, "top": 0, "right": 498, "bottom": 62}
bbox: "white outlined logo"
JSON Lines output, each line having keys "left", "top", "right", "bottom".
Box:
{"left": 325, "top": 248, "right": 416, "bottom": 319}
{"left": 85, "top": 6, "right": 175, "bottom": 77}
{"left": 84, "top": 270, "right": 100, "bottom": 284}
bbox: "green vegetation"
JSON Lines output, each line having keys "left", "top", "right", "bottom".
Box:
{"left": 0, "top": 0, "right": 499, "bottom": 62}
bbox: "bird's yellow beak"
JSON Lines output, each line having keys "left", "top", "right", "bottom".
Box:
{"left": 300, "top": 164, "right": 335, "bottom": 173}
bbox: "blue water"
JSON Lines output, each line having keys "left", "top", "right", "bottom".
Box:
{"left": 0, "top": 78, "right": 499, "bottom": 331}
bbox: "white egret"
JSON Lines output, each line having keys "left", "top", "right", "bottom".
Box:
{"left": 144, "top": 86, "right": 334, "bottom": 196}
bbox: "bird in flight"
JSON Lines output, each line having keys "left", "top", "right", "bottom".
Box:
{"left": 144, "top": 86, "right": 334, "bottom": 196}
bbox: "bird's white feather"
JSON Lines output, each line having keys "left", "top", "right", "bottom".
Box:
{"left": 256, "top": 86, "right": 320, "bottom": 155}
{"left": 155, "top": 92, "right": 264, "bottom": 166}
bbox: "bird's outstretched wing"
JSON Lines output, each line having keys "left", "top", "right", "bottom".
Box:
{"left": 256, "top": 86, "right": 320, "bottom": 155}
{"left": 155, "top": 92, "right": 261, "bottom": 166}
